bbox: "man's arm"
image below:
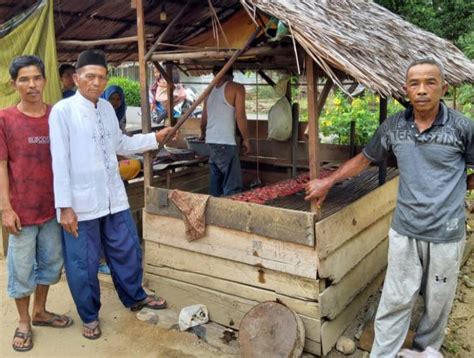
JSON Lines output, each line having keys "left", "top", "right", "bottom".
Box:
{"left": 200, "top": 99, "right": 208, "bottom": 140}
{"left": 305, "top": 153, "right": 371, "bottom": 205}
{"left": 0, "top": 161, "right": 21, "bottom": 234}
{"left": 234, "top": 84, "right": 251, "bottom": 155}
{"left": 49, "top": 105, "right": 78, "bottom": 238}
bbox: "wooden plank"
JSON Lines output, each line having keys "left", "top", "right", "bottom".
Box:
{"left": 320, "top": 270, "right": 386, "bottom": 355}
{"left": 316, "top": 176, "right": 398, "bottom": 259}
{"left": 147, "top": 274, "right": 322, "bottom": 342}
{"left": 145, "top": 242, "right": 319, "bottom": 300}
{"left": 146, "top": 187, "right": 316, "bottom": 247}
{"left": 318, "top": 213, "right": 392, "bottom": 282}
{"left": 304, "top": 338, "right": 322, "bottom": 357}
{"left": 319, "top": 238, "right": 388, "bottom": 319}
{"left": 146, "top": 265, "right": 319, "bottom": 318}
{"left": 144, "top": 214, "right": 318, "bottom": 279}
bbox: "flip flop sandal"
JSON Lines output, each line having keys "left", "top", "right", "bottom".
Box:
{"left": 82, "top": 321, "right": 102, "bottom": 340}
{"left": 130, "top": 294, "right": 168, "bottom": 312}
{"left": 12, "top": 328, "right": 33, "bottom": 352}
{"left": 32, "top": 314, "right": 73, "bottom": 328}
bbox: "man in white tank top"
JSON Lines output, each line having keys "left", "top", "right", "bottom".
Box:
{"left": 200, "top": 66, "right": 251, "bottom": 196}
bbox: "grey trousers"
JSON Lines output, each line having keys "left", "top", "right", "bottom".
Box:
{"left": 370, "top": 228, "right": 465, "bottom": 358}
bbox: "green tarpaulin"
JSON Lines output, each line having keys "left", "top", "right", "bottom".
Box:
{"left": 0, "top": 0, "right": 61, "bottom": 108}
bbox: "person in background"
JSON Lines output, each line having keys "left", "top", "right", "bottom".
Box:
{"left": 1, "top": 55, "right": 73, "bottom": 353}
{"left": 102, "top": 85, "right": 127, "bottom": 133}
{"left": 200, "top": 65, "right": 251, "bottom": 197}
{"left": 305, "top": 58, "right": 474, "bottom": 357}
{"left": 49, "top": 49, "right": 172, "bottom": 340}
{"left": 58, "top": 63, "right": 75, "bottom": 98}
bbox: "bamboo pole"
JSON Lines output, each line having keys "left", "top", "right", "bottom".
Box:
{"left": 58, "top": 36, "right": 138, "bottom": 47}
{"left": 159, "top": 27, "right": 261, "bottom": 149}
{"left": 136, "top": 0, "right": 152, "bottom": 187}
{"left": 306, "top": 54, "right": 321, "bottom": 214}
{"left": 152, "top": 61, "right": 174, "bottom": 89}
{"left": 151, "top": 46, "right": 289, "bottom": 62}
{"left": 144, "top": 0, "right": 191, "bottom": 62}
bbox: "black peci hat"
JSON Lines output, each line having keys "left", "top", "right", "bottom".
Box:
{"left": 76, "top": 49, "right": 107, "bottom": 70}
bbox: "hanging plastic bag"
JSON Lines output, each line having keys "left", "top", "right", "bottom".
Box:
{"left": 267, "top": 95, "right": 292, "bottom": 141}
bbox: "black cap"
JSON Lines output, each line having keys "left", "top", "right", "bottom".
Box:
{"left": 76, "top": 49, "right": 107, "bottom": 70}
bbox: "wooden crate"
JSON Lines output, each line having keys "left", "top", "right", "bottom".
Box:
{"left": 143, "top": 176, "right": 399, "bottom": 356}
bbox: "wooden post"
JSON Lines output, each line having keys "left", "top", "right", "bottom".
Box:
{"left": 291, "top": 103, "right": 300, "bottom": 177}
{"left": 349, "top": 120, "right": 356, "bottom": 158}
{"left": 136, "top": 0, "right": 152, "bottom": 187}
{"left": 166, "top": 62, "right": 175, "bottom": 126}
{"left": 378, "top": 96, "right": 388, "bottom": 185}
{"left": 306, "top": 54, "right": 320, "bottom": 213}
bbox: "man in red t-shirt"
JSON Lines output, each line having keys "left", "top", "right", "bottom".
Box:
{"left": 0, "top": 56, "right": 73, "bottom": 352}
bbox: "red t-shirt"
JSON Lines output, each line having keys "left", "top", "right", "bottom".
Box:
{"left": 0, "top": 105, "right": 55, "bottom": 226}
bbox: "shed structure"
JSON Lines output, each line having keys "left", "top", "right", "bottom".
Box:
{"left": 1, "top": 0, "right": 473, "bottom": 355}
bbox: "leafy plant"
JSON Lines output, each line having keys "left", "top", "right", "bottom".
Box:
{"left": 319, "top": 91, "right": 403, "bottom": 145}
{"left": 106, "top": 76, "right": 141, "bottom": 107}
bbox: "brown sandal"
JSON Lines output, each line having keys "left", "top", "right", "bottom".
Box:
{"left": 130, "top": 294, "right": 167, "bottom": 312}
{"left": 83, "top": 321, "right": 102, "bottom": 340}
{"left": 32, "top": 313, "right": 73, "bottom": 328}
{"left": 12, "top": 328, "right": 33, "bottom": 352}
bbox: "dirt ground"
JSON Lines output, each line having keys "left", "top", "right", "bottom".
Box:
{"left": 1, "top": 251, "right": 472, "bottom": 357}
{"left": 0, "top": 257, "right": 224, "bottom": 358}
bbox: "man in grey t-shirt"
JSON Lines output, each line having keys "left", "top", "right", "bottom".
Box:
{"left": 305, "top": 58, "right": 474, "bottom": 357}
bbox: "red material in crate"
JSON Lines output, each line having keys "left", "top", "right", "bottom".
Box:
{"left": 230, "top": 169, "right": 334, "bottom": 204}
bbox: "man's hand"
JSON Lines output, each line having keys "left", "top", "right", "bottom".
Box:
{"left": 242, "top": 138, "right": 251, "bottom": 156}
{"left": 1, "top": 208, "right": 21, "bottom": 235}
{"left": 304, "top": 177, "right": 335, "bottom": 206}
{"left": 60, "top": 207, "right": 78, "bottom": 238}
{"left": 155, "top": 126, "right": 176, "bottom": 144}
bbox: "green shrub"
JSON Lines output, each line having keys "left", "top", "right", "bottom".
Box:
{"left": 106, "top": 76, "right": 141, "bottom": 107}
{"left": 319, "top": 91, "right": 403, "bottom": 145}
{"left": 457, "top": 84, "right": 474, "bottom": 117}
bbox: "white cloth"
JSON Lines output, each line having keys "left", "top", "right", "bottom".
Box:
{"left": 49, "top": 91, "right": 158, "bottom": 221}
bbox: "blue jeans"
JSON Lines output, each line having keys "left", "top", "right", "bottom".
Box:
{"left": 62, "top": 209, "right": 148, "bottom": 323}
{"left": 7, "top": 218, "right": 63, "bottom": 299}
{"left": 208, "top": 144, "right": 243, "bottom": 197}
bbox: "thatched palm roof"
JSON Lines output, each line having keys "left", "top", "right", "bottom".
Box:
{"left": 243, "top": 0, "right": 474, "bottom": 97}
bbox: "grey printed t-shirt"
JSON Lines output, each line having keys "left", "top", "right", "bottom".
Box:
{"left": 363, "top": 102, "right": 474, "bottom": 243}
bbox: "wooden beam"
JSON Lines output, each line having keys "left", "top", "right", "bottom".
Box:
{"left": 151, "top": 46, "right": 290, "bottom": 62}
{"left": 257, "top": 70, "right": 276, "bottom": 88}
{"left": 378, "top": 97, "right": 388, "bottom": 185}
{"left": 306, "top": 54, "right": 320, "bottom": 213}
{"left": 317, "top": 78, "right": 333, "bottom": 118}
{"left": 166, "top": 62, "right": 175, "bottom": 125}
{"left": 291, "top": 103, "right": 300, "bottom": 177}
{"left": 57, "top": 36, "right": 138, "bottom": 47}
{"left": 159, "top": 27, "right": 261, "bottom": 148}
{"left": 144, "top": 0, "right": 191, "bottom": 61}
{"left": 136, "top": 0, "right": 152, "bottom": 187}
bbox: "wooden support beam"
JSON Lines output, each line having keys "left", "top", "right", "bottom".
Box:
{"left": 136, "top": 0, "right": 152, "bottom": 187}
{"left": 257, "top": 70, "right": 276, "bottom": 88}
{"left": 291, "top": 103, "right": 300, "bottom": 177}
{"left": 151, "top": 46, "right": 290, "bottom": 62}
{"left": 317, "top": 78, "right": 333, "bottom": 118}
{"left": 57, "top": 36, "right": 138, "bottom": 47}
{"left": 159, "top": 27, "right": 261, "bottom": 148}
{"left": 144, "top": 0, "right": 191, "bottom": 61}
{"left": 378, "top": 97, "right": 388, "bottom": 185}
{"left": 166, "top": 62, "right": 175, "bottom": 125}
{"left": 306, "top": 54, "right": 320, "bottom": 213}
